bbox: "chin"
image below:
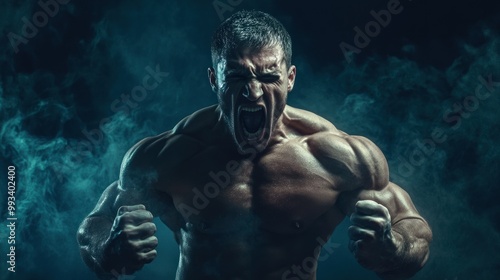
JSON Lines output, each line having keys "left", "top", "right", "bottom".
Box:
{"left": 235, "top": 137, "right": 269, "bottom": 155}
{"left": 233, "top": 126, "right": 271, "bottom": 155}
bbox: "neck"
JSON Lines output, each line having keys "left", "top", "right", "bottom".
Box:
{"left": 268, "top": 113, "right": 287, "bottom": 147}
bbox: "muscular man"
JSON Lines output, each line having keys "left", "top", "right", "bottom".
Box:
{"left": 77, "top": 10, "right": 431, "bottom": 280}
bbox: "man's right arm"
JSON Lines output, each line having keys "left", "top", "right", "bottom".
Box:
{"left": 77, "top": 128, "right": 205, "bottom": 277}
{"left": 77, "top": 138, "right": 161, "bottom": 277}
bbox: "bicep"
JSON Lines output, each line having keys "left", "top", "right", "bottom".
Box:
{"left": 86, "top": 179, "right": 147, "bottom": 217}
{"left": 115, "top": 164, "right": 162, "bottom": 217}
{"left": 87, "top": 181, "right": 120, "bottom": 219}
{"left": 84, "top": 140, "right": 159, "bottom": 221}
{"left": 114, "top": 137, "right": 175, "bottom": 217}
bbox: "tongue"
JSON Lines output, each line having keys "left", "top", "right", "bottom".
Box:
{"left": 241, "top": 110, "right": 264, "bottom": 133}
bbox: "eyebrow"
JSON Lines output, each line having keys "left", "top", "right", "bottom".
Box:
{"left": 225, "top": 61, "right": 281, "bottom": 75}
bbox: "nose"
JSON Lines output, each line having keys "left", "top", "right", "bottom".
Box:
{"left": 242, "top": 79, "right": 263, "bottom": 101}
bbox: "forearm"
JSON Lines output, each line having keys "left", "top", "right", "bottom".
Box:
{"left": 77, "top": 215, "right": 115, "bottom": 277}
{"left": 376, "top": 218, "right": 432, "bottom": 280}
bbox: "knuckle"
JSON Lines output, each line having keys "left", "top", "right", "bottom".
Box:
{"left": 138, "top": 210, "right": 153, "bottom": 221}
{"left": 148, "top": 222, "right": 157, "bottom": 233}
{"left": 117, "top": 206, "right": 127, "bottom": 215}
{"left": 116, "top": 213, "right": 132, "bottom": 227}
{"left": 137, "top": 204, "right": 146, "bottom": 209}
{"left": 117, "top": 205, "right": 134, "bottom": 216}
{"left": 121, "top": 211, "right": 134, "bottom": 220}
{"left": 137, "top": 252, "right": 153, "bottom": 263}
{"left": 141, "top": 222, "right": 156, "bottom": 235}
{"left": 349, "top": 214, "right": 358, "bottom": 222}
{"left": 146, "top": 250, "right": 158, "bottom": 262}
{"left": 347, "top": 226, "right": 358, "bottom": 235}
{"left": 150, "top": 236, "right": 159, "bottom": 247}
{"left": 354, "top": 201, "right": 362, "bottom": 209}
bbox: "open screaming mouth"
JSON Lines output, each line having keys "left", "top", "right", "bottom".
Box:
{"left": 239, "top": 106, "right": 265, "bottom": 140}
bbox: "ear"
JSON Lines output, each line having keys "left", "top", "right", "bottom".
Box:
{"left": 287, "top": 65, "right": 296, "bottom": 92}
{"left": 208, "top": 67, "right": 217, "bottom": 93}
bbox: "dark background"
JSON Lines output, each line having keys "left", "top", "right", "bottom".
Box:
{"left": 1, "top": 0, "right": 499, "bottom": 279}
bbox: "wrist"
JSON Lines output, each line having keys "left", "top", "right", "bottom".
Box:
{"left": 373, "top": 229, "right": 406, "bottom": 271}
{"left": 376, "top": 230, "right": 414, "bottom": 279}
{"left": 99, "top": 235, "right": 121, "bottom": 273}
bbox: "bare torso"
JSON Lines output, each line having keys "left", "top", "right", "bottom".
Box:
{"left": 128, "top": 105, "right": 367, "bottom": 280}
{"left": 79, "top": 12, "right": 431, "bottom": 279}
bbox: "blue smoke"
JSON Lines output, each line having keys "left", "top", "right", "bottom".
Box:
{"left": 1, "top": 1, "right": 499, "bottom": 279}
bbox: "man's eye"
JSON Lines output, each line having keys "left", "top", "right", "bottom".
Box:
{"left": 259, "top": 75, "right": 279, "bottom": 83}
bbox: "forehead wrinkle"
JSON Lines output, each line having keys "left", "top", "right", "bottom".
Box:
{"left": 220, "top": 44, "right": 286, "bottom": 75}
{"left": 225, "top": 55, "right": 283, "bottom": 75}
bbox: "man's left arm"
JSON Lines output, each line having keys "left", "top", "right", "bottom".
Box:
{"left": 337, "top": 181, "right": 432, "bottom": 279}
{"left": 313, "top": 133, "right": 432, "bottom": 279}
{"left": 309, "top": 132, "right": 432, "bottom": 279}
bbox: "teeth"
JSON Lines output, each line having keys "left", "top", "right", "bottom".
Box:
{"left": 241, "top": 106, "right": 262, "bottom": 112}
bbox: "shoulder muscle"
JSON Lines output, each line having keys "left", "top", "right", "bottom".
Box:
{"left": 119, "top": 131, "right": 206, "bottom": 191}
{"left": 308, "top": 133, "right": 389, "bottom": 191}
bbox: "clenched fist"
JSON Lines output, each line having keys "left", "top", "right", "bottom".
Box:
{"left": 348, "top": 200, "right": 401, "bottom": 272}
{"left": 104, "top": 204, "right": 158, "bottom": 274}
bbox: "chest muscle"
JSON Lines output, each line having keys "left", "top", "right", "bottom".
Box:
{"left": 163, "top": 141, "right": 340, "bottom": 234}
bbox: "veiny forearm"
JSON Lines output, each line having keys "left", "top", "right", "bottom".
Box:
{"left": 376, "top": 218, "right": 432, "bottom": 280}
{"left": 77, "top": 215, "right": 115, "bottom": 277}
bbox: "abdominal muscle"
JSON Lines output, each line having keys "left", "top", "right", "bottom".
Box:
{"left": 168, "top": 205, "right": 344, "bottom": 280}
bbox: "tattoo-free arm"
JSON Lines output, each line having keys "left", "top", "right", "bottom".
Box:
{"left": 338, "top": 182, "right": 432, "bottom": 279}
{"left": 77, "top": 137, "right": 162, "bottom": 277}
{"left": 312, "top": 133, "right": 432, "bottom": 279}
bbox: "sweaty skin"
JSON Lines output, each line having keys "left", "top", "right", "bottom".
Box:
{"left": 77, "top": 45, "right": 432, "bottom": 280}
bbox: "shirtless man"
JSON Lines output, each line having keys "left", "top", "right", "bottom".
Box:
{"left": 77, "top": 10, "right": 432, "bottom": 280}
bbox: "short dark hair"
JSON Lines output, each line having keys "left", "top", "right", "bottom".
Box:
{"left": 211, "top": 10, "right": 292, "bottom": 69}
